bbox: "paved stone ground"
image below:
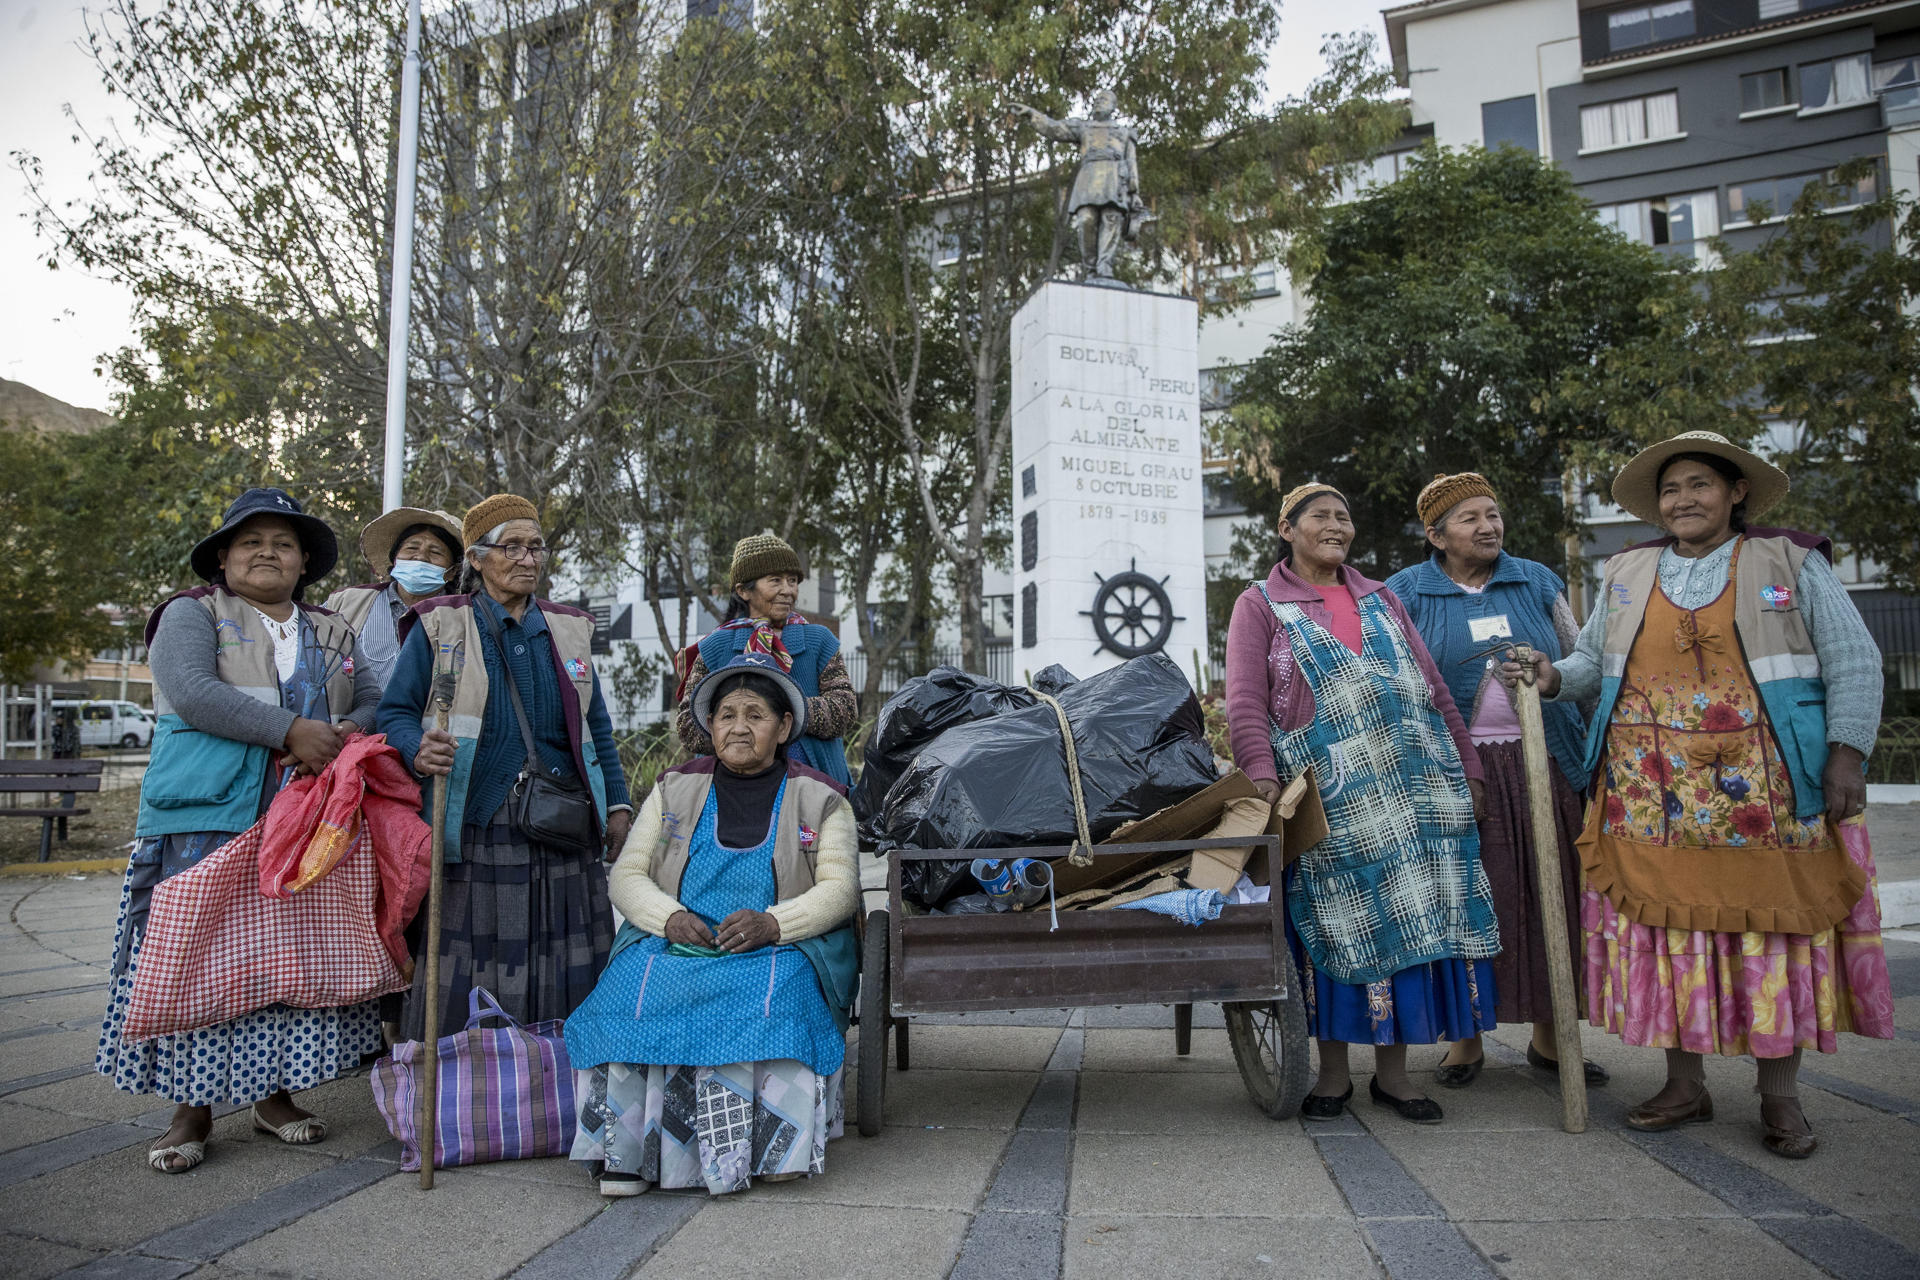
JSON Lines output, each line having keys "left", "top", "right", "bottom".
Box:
{"left": 4, "top": 860, "right": 1920, "bottom": 1280}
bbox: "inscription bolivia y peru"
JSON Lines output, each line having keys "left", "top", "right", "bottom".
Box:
{"left": 1011, "top": 283, "right": 1206, "bottom": 679}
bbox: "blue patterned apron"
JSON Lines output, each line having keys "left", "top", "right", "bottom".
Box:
{"left": 1259, "top": 585, "right": 1500, "bottom": 986}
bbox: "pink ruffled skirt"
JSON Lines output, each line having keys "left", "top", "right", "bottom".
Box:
{"left": 1583, "top": 818, "right": 1895, "bottom": 1057}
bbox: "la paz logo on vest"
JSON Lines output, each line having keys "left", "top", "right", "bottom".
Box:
{"left": 1759, "top": 584, "right": 1793, "bottom": 610}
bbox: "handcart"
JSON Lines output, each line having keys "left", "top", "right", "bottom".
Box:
{"left": 854, "top": 834, "right": 1309, "bottom": 1136}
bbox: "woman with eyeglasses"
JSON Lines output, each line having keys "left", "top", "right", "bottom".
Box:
{"left": 377, "top": 494, "right": 633, "bottom": 1039}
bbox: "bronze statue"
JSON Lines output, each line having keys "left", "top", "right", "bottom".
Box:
{"left": 1012, "top": 90, "right": 1151, "bottom": 280}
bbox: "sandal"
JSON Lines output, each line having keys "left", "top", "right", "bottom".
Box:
{"left": 148, "top": 1140, "right": 206, "bottom": 1174}
{"left": 252, "top": 1104, "right": 328, "bottom": 1145}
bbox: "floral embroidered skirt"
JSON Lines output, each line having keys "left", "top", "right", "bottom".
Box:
{"left": 1583, "top": 817, "right": 1895, "bottom": 1057}
{"left": 571, "top": 1059, "right": 844, "bottom": 1194}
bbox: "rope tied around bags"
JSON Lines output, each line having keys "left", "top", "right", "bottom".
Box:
{"left": 1030, "top": 690, "right": 1094, "bottom": 868}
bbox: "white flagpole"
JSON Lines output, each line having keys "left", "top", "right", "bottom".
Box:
{"left": 382, "top": 0, "right": 424, "bottom": 512}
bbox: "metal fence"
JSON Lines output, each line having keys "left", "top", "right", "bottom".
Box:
{"left": 845, "top": 644, "right": 1016, "bottom": 700}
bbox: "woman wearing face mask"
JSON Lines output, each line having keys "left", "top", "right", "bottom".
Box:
{"left": 323, "top": 508, "right": 465, "bottom": 692}
{"left": 675, "top": 531, "right": 858, "bottom": 786}
{"left": 1385, "top": 474, "right": 1606, "bottom": 1091}
{"left": 97, "top": 487, "right": 383, "bottom": 1174}
{"left": 1503, "top": 431, "right": 1891, "bottom": 1158}
{"left": 1225, "top": 482, "right": 1500, "bottom": 1126}
{"left": 566, "top": 652, "right": 858, "bottom": 1197}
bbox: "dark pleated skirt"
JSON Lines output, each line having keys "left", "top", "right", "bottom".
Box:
{"left": 1474, "top": 739, "right": 1587, "bottom": 1025}
{"left": 399, "top": 803, "right": 612, "bottom": 1042}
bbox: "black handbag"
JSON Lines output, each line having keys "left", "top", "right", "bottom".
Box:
{"left": 479, "top": 603, "right": 599, "bottom": 857}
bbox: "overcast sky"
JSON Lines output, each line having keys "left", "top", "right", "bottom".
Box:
{"left": 0, "top": 0, "right": 1381, "bottom": 413}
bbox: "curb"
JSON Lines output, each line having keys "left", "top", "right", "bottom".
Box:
{"left": 0, "top": 856, "right": 128, "bottom": 878}
{"left": 1880, "top": 878, "right": 1920, "bottom": 930}
{"left": 1868, "top": 784, "right": 1920, "bottom": 805}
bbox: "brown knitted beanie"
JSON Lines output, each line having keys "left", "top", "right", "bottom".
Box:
{"left": 463, "top": 494, "right": 541, "bottom": 548}
{"left": 1278, "top": 482, "right": 1346, "bottom": 524}
{"left": 1416, "top": 472, "right": 1498, "bottom": 529}
{"left": 729, "top": 530, "right": 804, "bottom": 586}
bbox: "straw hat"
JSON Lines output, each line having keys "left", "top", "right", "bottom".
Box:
{"left": 1610, "top": 431, "right": 1789, "bottom": 527}
{"left": 357, "top": 507, "right": 464, "bottom": 581}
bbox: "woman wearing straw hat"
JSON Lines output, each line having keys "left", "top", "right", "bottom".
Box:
{"left": 1386, "top": 474, "right": 1608, "bottom": 1091}
{"left": 1226, "top": 482, "right": 1501, "bottom": 1125}
{"left": 567, "top": 651, "right": 858, "bottom": 1197}
{"left": 675, "top": 531, "right": 859, "bottom": 786}
{"left": 322, "top": 507, "right": 464, "bottom": 692}
{"left": 97, "top": 487, "right": 383, "bottom": 1173}
{"left": 1504, "top": 431, "right": 1893, "bottom": 1158}
{"left": 378, "top": 494, "right": 632, "bottom": 1039}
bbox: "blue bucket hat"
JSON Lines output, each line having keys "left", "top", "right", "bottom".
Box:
{"left": 190, "top": 487, "right": 339, "bottom": 591}
{"left": 691, "top": 651, "right": 809, "bottom": 743}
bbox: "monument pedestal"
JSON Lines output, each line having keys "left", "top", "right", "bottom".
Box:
{"left": 1010, "top": 280, "right": 1206, "bottom": 683}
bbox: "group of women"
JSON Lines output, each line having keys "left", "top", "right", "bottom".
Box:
{"left": 1225, "top": 431, "right": 1893, "bottom": 1158}
{"left": 100, "top": 497, "right": 858, "bottom": 1196}
{"left": 97, "top": 425, "right": 1890, "bottom": 1186}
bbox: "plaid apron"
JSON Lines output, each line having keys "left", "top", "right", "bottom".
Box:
{"left": 1260, "top": 585, "right": 1500, "bottom": 985}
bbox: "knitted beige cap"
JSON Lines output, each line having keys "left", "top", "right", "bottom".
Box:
{"left": 463, "top": 494, "right": 540, "bottom": 549}
{"left": 728, "top": 530, "right": 804, "bottom": 586}
{"left": 1416, "top": 472, "right": 1499, "bottom": 529}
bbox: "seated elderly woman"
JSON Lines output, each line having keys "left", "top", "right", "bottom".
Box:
{"left": 564, "top": 652, "right": 859, "bottom": 1198}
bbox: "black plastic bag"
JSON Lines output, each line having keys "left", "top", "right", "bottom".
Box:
{"left": 875, "top": 654, "right": 1216, "bottom": 906}
{"left": 851, "top": 665, "right": 1037, "bottom": 841}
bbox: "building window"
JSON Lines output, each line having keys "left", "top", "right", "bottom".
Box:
{"left": 1355, "top": 149, "right": 1415, "bottom": 191}
{"left": 1799, "top": 54, "right": 1871, "bottom": 113}
{"left": 1481, "top": 96, "right": 1539, "bottom": 154}
{"left": 1200, "top": 263, "right": 1280, "bottom": 303}
{"left": 1728, "top": 164, "right": 1878, "bottom": 225}
{"left": 1875, "top": 56, "right": 1920, "bottom": 110}
{"left": 1580, "top": 91, "right": 1680, "bottom": 150}
{"left": 1020, "top": 510, "right": 1038, "bottom": 571}
{"left": 1593, "top": 190, "right": 1718, "bottom": 247}
{"left": 1739, "top": 69, "right": 1791, "bottom": 115}
{"left": 1606, "top": 2, "right": 1694, "bottom": 54}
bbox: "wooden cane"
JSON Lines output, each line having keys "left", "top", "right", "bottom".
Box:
{"left": 1510, "top": 643, "right": 1588, "bottom": 1134}
{"left": 418, "top": 672, "right": 457, "bottom": 1189}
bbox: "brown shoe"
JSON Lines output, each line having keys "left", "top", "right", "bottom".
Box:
{"left": 1761, "top": 1096, "right": 1816, "bottom": 1159}
{"left": 1625, "top": 1082, "right": 1713, "bottom": 1131}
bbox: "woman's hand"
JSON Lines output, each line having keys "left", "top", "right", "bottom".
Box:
{"left": 603, "top": 809, "right": 634, "bottom": 863}
{"left": 715, "top": 909, "right": 780, "bottom": 954}
{"left": 665, "top": 910, "right": 716, "bottom": 947}
{"left": 1467, "top": 777, "right": 1486, "bottom": 823}
{"left": 1496, "top": 649, "right": 1560, "bottom": 698}
{"left": 412, "top": 728, "right": 457, "bottom": 777}
{"left": 1252, "top": 778, "right": 1282, "bottom": 806}
{"left": 1823, "top": 744, "right": 1867, "bottom": 827}
{"left": 283, "top": 717, "right": 347, "bottom": 776}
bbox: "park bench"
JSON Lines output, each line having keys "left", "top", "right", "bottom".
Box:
{"left": 0, "top": 760, "right": 105, "bottom": 862}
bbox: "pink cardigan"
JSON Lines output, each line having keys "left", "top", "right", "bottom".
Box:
{"left": 1224, "top": 559, "right": 1482, "bottom": 786}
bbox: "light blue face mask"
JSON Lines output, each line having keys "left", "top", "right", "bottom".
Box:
{"left": 390, "top": 558, "right": 451, "bottom": 595}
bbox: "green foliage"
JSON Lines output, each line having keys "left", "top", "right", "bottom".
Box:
{"left": 0, "top": 427, "right": 136, "bottom": 682}
{"left": 1222, "top": 146, "right": 1712, "bottom": 579}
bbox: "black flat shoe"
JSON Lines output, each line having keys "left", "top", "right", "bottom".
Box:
{"left": 1299, "top": 1084, "right": 1354, "bottom": 1120}
{"left": 1527, "top": 1042, "right": 1610, "bottom": 1085}
{"left": 1369, "top": 1076, "right": 1443, "bottom": 1124}
{"left": 1434, "top": 1055, "right": 1484, "bottom": 1089}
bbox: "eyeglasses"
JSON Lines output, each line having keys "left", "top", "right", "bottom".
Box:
{"left": 475, "top": 541, "right": 550, "bottom": 563}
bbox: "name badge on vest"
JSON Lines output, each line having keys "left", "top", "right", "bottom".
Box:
{"left": 1467, "top": 614, "right": 1513, "bottom": 644}
{"left": 564, "top": 657, "right": 589, "bottom": 680}
{"left": 1760, "top": 584, "right": 1794, "bottom": 611}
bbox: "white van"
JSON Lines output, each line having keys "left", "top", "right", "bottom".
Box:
{"left": 50, "top": 700, "right": 156, "bottom": 750}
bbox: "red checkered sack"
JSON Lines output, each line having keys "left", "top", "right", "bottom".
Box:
{"left": 123, "top": 816, "right": 410, "bottom": 1043}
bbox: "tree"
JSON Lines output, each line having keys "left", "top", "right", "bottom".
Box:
{"left": 0, "top": 426, "right": 136, "bottom": 682}
{"left": 792, "top": 3, "right": 1403, "bottom": 668}
{"left": 1220, "top": 145, "right": 1712, "bottom": 580}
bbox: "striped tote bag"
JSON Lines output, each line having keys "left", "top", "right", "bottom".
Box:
{"left": 371, "top": 987, "right": 577, "bottom": 1171}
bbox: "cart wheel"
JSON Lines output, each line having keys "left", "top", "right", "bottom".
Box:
{"left": 1224, "top": 948, "right": 1310, "bottom": 1120}
{"left": 856, "top": 909, "right": 889, "bottom": 1137}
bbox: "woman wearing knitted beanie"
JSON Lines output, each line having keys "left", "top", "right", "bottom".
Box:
{"left": 675, "top": 531, "right": 859, "bottom": 786}
{"left": 1385, "top": 473, "right": 1607, "bottom": 1091}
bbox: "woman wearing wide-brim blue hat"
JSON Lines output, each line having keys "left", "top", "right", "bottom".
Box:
{"left": 565, "top": 649, "right": 859, "bottom": 1198}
